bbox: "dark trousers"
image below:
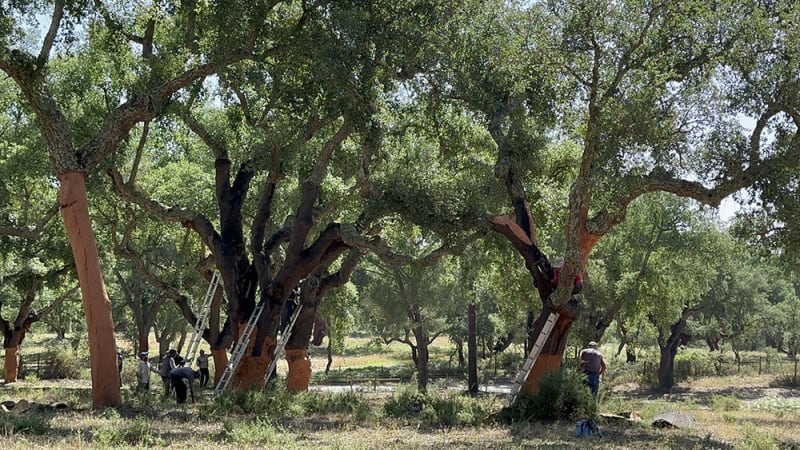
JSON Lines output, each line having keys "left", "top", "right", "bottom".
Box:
{"left": 171, "top": 374, "right": 188, "bottom": 403}
{"left": 584, "top": 371, "right": 600, "bottom": 398}
{"left": 199, "top": 368, "right": 210, "bottom": 387}
{"left": 162, "top": 376, "right": 172, "bottom": 395}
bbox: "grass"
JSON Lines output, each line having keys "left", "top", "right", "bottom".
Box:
{"left": 3, "top": 334, "right": 800, "bottom": 448}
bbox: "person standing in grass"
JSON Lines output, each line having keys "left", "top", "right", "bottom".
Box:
{"left": 196, "top": 349, "right": 210, "bottom": 388}
{"left": 579, "top": 341, "right": 606, "bottom": 399}
{"left": 159, "top": 349, "right": 178, "bottom": 395}
{"left": 136, "top": 352, "right": 151, "bottom": 391}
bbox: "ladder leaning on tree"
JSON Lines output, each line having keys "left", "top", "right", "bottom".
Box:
{"left": 212, "top": 300, "right": 267, "bottom": 397}
{"left": 507, "top": 312, "right": 560, "bottom": 407}
{"left": 184, "top": 272, "right": 221, "bottom": 364}
{"left": 262, "top": 299, "right": 303, "bottom": 388}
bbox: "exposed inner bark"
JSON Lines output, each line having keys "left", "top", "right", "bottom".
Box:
{"left": 229, "top": 330, "right": 275, "bottom": 391}
{"left": 59, "top": 171, "right": 121, "bottom": 407}
{"left": 285, "top": 349, "right": 311, "bottom": 392}
{"left": 211, "top": 348, "right": 228, "bottom": 385}
{"left": 4, "top": 347, "right": 19, "bottom": 382}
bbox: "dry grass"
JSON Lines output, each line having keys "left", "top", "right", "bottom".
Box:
{"left": 3, "top": 334, "right": 800, "bottom": 448}
{"left": 2, "top": 372, "right": 799, "bottom": 449}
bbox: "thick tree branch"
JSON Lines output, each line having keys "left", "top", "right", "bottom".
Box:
{"left": 106, "top": 167, "right": 221, "bottom": 253}
{"left": 38, "top": 0, "right": 64, "bottom": 65}
{"left": 0, "top": 202, "right": 59, "bottom": 240}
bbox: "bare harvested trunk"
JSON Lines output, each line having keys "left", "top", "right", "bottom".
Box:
{"left": 285, "top": 303, "right": 318, "bottom": 392}
{"left": 285, "top": 349, "right": 311, "bottom": 392}
{"left": 229, "top": 323, "right": 274, "bottom": 391}
{"left": 522, "top": 305, "right": 578, "bottom": 394}
{"left": 4, "top": 347, "right": 20, "bottom": 382}
{"left": 211, "top": 348, "right": 228, "bottom": 385}
{"left": 59, "top": 171, "right": 121, "bottom": 407}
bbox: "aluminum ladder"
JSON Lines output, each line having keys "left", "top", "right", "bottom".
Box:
{"left": 262, "top": 302, "right": 303, "bottom": 387}
{"left": 185, "top": 272, "right": 220, "bottom": 364}
{"left": 507, "top": 312, "right": 560, "bottom": 407}
{"left": 213, "top": 301, "right": 267, "bottom": 396}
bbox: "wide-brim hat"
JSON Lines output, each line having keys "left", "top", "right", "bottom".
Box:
{"left": 588, "top": 341, "right": 598, "bottom": 348}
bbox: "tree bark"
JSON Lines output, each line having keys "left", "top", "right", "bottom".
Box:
{"left": 285, "top": 300, "right": 317, "bottom": 392}
{"left": 415, "top": 333, "right": 430, "bottom": 392}
{"left": 59, "top": 171, "right": 121, "bottom": 407}
{"left": 229, "top": 324, "right": 274, "bottom": 391}
{"left": 4, "top": 347, "right": 20, "bottom": 382}
{"left": 467, "top": 303, "right": 478, "bottom": 395}
{"left": 655, "top": 310, "right": 695, "bottom": 392}
{"left": 211, "top": 348, "right": 228, "bottom": 385}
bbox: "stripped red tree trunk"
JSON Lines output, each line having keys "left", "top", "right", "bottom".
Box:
{"left": 59, "top": 171, "right": 121, "bottom": 406}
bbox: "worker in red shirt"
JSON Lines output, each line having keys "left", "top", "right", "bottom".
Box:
{"left": 550, "top": 258, "right": 583, "bottom": 295}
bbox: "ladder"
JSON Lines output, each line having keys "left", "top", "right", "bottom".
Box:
{"left": 263, "top": 302, "right": 303, "bottom": 387}
{"left": 185, "top": 272, "right": 221, "bottom": 364}
{"left": 213, "top": 301, "right": 267, "bottom": 396}
{"left": 507, "top": 312, "right": 560, "bottom": 407}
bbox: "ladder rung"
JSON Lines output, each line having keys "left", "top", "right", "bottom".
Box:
{"left": 263, "top": 303, "right": 304, "bottom": 387}
{"left": 213, "top": 302, "right": 267, "bottom": 396}
{"left": 507, "top": 312, "right": 560, "bottom": 407}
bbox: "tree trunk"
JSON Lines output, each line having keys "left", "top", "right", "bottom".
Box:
{"left": 656, "top": 315, "right": 691, "bottom": 392}
{"left": 59, "top": 171, "right": 121, "bottom": 407}
{"left": 657, "top": 343, "right": 678, "bottom": 391}
{"left": 522, "top": 303, "right": 579, "bottom": 394}
{"left": 285, "top": 301, "right": 318, "bottom": 392}
{"left": 4, "top": 347, "right": 20, "bottom": 382}
{"left": 211, "top": 348, "right": 228, "bottom": 385}
{"left": 137, "top": 331, "right": 150, "bottom": 354}
{"left": 285, "top": 349, "right": 312, "bottom": 392}
{"left": 229, "top": 321, "right": 274, "bottom": 391}
{"left": 467, "top": 303, "right": 478, "bottom": 395}
{"left": 325, "top": 337, "right": 333, "bottom": 373}
{"left": 626, "top": 347, "right": 636, "bottom": 363}
{"left": 416, "top": 342, "right": 430, "bottom": 392}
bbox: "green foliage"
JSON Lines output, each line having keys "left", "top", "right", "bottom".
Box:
{"left": 499, "top": 370, "right": 596, "bottom": 423}
{"left": 383, "top": 385, "right": 496, "bottom": 427}
{"left": 92, "top": 415, "right": 162, "bottom": 447}
{"left": 736, "top": 423, "right": 780, "bottom": 450}
{"left": 0, "top": 412, "right": 51, "bottom": 435}
{"left": 220, "top": 418, "right": 280, "bottom": 446}
{"left": 384, "top": 385, "right": 429, "bottom": 418}
{"left": 304, "top": 392, "right": 373, "bottom": 422}
{"left": 674, "top": 351, "right": 733, "bottom": 381}
{"left": 42, "top": 347, "right": 84, "bottom": 380}
{"left": 211, "top": 387, "right": 373, "bottom": 422}
{"left": 212, "top": 388, "right": 299, "bottom": 416}
{"left": 711, "top": 395, "right": 741, "bottom": 412}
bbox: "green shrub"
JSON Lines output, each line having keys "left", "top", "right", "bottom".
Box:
{"left": 736, "top": 423, "right": 779, "bottom": 450}
{"left": 221, "top": 417, "right": 280, "bottom": 446}
{"left": 92, "top": 416, "right": 161, "bottom": 446}
{"left": 384, "top": 386, "right": 495, "bottom": 427}
{"left": 212, "top": 386, "right": 311, "bottom": 417}
{"left": 0, "top": 413, "right": 51, "bottom": 435}
{"left": 500, "top": 370, "right": 596, "bottom": 423}
{"left": 711, "top": 394, "right": 741, "bottom": 412}
{"left": 43, "top": 347, "right": 83, "bottom": 379}
{"left": 384, "top": 385, "right": 428, "bottom": 418}
{"left": 304, "top": 391, "right": 373, "bottom": 421}
{"left": 421, "top": 393, "right": 495, "bottom": 427}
